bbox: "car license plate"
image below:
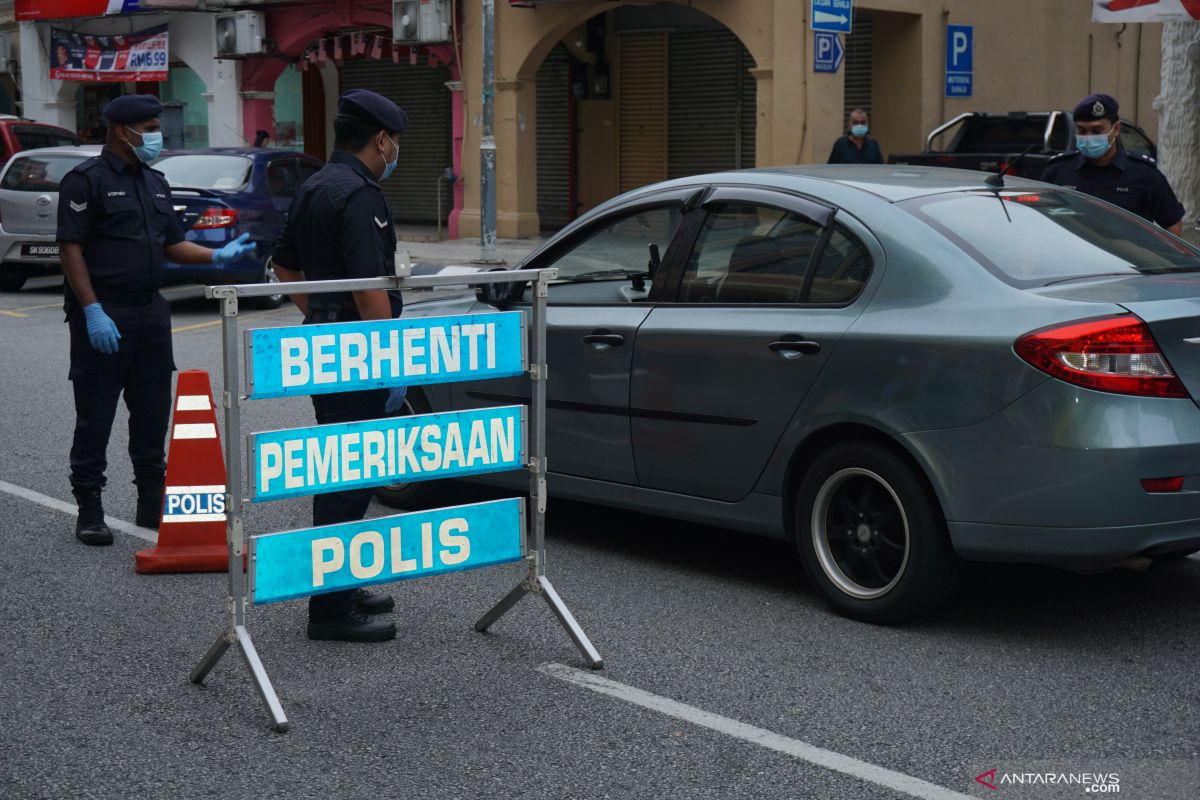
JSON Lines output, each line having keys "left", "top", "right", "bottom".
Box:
{"left": 21, "top": 243, "right": 59, "bottom": 258}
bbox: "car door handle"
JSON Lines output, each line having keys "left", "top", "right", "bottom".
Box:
{"left": 583, "top": 333, "right": 625, "bottom": 348}
{"left": 769, "top": 339, "right": 821, "bottom": 357}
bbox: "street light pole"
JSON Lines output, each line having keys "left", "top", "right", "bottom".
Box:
{"left": 479, "top": 0, "right": 500, "bottom": 262}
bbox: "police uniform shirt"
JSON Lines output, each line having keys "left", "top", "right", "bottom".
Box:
{"left": 827, "top": 136, "right": 884, "bottom": 165}
{"left": 272, "top": 150, "right": 398, "bottom": 313}
{"left": 1039, "top": 148, "right": 1185, "bottom": 229}
{"left": 56, "top": 150, "right": 184, "bottom": 291}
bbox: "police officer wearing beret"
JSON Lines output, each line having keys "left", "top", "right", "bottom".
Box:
{"left": 57, "top": 94, "right": 257, "bottom": 547}
{"left": 1041, "top": 93, "right": 1185, "bottom": 236}
{"left": 272, "top": 89, "right": 408, "bottom": 642}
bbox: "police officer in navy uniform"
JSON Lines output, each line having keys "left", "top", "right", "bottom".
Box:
{"left": 57, "top": 95, "right": 257, "bottom": 546}
{"left": 1040, "top": 93, "right": 1185, "bottom": 236}
{"left": 272, "top": 89, "right": 407, "bottom": 642}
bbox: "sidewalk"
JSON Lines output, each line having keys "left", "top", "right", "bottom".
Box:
{"left": 393, "top": 225, "right": 545, "bottom": 268}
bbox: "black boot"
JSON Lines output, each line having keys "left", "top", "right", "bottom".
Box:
{"left": 73, "top": 487, "right": 114, "bottom": 546}
{"left": 354, "top": 588, "right": 395, "bottom": 615}
{"left": 307, "top": 608, "right": 397, "bottom": 642}
{"left": 135, "top": 479, "right": 164, "bottom": 529}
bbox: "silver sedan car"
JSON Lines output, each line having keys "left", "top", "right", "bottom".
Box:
{"left": 373, "top": 165, "right": 1200, "bottom": 623}
{"left": 0, "top": 144, "right": 101, "bottom": 291}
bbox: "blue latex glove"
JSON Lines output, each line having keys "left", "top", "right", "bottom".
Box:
{"left": 385, "top": 385, "right": 408, "bottom": 414}
{"left": 82, "top": 303, "right": 121, "bottom": 354}
{"left": 211, "top": 232, "right": 257, "bottom": 265}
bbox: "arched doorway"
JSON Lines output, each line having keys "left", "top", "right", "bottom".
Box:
{"left": 525, "top": 2, "right": 759, "bottom": 229}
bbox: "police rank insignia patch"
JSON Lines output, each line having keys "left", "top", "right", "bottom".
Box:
{"left": 70, "top": 201, "right": 87, "bottom": 212}
{"left": 373, "top": 216, "right": 387, "bottom": 229}
{"left": 1093, "top": 100, "right": 1105, "bottom": 116}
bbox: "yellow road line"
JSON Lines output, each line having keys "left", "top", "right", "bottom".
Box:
{"left": 172, "top": 307, "right": 294, "bottom": 333}
{"left": 12, "top": 301, "right": 63, "bottom": 311}
{"left": 0, "top": 309, "right": 29, "bottom": 318}
{"left": 12, "top": 285, "right": 201, "bottom": 313}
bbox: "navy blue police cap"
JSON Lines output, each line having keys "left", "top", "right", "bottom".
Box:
{"left": 101, "top": 94, "right": 164, "bottom": 124}
{"left": 338, "top": 89, "right": 408, "bottom": 133}
{"left": 1073, "top": 93, "right": 1119, "bottom": 122}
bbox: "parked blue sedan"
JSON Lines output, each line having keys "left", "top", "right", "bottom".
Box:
{"left": 154, "top": 148, "right": 323, "bottom": 307}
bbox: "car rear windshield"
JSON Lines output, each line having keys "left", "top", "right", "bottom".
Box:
{"left": 154, "top": 155, "right": 253, "bottom": 190}
{"left": 900, "top": 189, "right": 1200, "bottom": 287}
{"left": 0, "top": 154, "right": 89, "bottom": 192}
{"left": 13, "top": 125, "right": 79, "bottom": 150}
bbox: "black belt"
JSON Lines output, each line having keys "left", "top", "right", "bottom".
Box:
{"left": 305, "top": 306, "right": 358, "bottom": 324}
{"left": 93, "top": 286, "right": 158, "bottom": 306}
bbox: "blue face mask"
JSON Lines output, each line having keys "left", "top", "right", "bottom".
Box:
{"left": 125, "top": 126, "right": 163, "bottom": 163}
{"left": 1077, "top": 131, "right": 1113, "bottom": 160}
{"left": 850, "top": 124, "right": 869, "bottom": 138}
{"left": 380, "top": 135, "right": 399, "bottom": 181}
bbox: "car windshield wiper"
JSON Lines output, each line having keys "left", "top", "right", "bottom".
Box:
{"left": 558, "top": 268, "right": 647, "bottom": 283}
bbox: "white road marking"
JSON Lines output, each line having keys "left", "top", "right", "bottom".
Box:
{"left": 538, "top": 663, "right": 974, "bottom": 800}
{"left": 0, "top": 479, "right": 155, "bottom": 543}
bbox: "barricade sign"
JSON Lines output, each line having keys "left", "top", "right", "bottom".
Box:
{"left": 251, "top": 498, "right": 525, "bottom": 605}
{"left": 188, "top": 267, "right": 602, "bottom": 733}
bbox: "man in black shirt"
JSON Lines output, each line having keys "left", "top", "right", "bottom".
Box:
{"left": 1040, "top": 93, "right": 1184, "bottom": 235}
{"left": 57, "top": 94, "right": 256, "bottom": 546}
{"left": 272, "top": 89, "right": 407, "bottom": 642}
{"left": 827, "top": 108, "right": 884, "bottom": 165}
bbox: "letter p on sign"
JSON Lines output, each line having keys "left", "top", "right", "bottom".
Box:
{"left": 946, "top": 24, "right": 972, "bottom": 72}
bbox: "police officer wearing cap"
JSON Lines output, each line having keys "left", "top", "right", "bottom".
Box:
{"left": 57, "top": 94, "right": 257, "bottom": 547}
{"left": 272, "top": 89, "right": 407, "bottom": 643}
{"left": 1041, "top": 93, "right": 1185, "bottom": 236}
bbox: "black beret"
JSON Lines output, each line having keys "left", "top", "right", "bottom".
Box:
{"left": 338, "top": 89, "right": 408, "bottom": 133}
{"left": 1073, "top": 93, "right": 1119, "bottom": 122}
{"left": 101, "top": 94, "right": 164, "bottom": 124}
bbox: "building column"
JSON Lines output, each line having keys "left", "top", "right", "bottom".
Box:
{"left": 493, "top": 78, "right": 539, "bottom": 238}
{"left": 445, "top": 79, "right": 465, "bottom": 240}
{"left": 241, "top": 91, "right": 275, "bottom": 146}
{"left": 750, "top": 67, "right": 774, "bottom": 167}
{"left": 207, "top": 60, "right": 243, "bottom": 146}
{"left": 18, "top": 22, "right": 76, "bottom": 129}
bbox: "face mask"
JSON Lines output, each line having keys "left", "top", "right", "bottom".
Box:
{"left": 1077, "top": 131, "right": 1113, "bottom": 160}
{"left": 380, "top": 135, "right": 399, "bottom": 181}
{"left": 124, "top": 126, "right": 162, "bottom": 163}
{"left": 850, "top": 124, "right": 869, "bottom": 138}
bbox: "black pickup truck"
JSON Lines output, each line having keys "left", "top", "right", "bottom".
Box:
{"left": 887, "top": 111, "right": 1158, "bottom": 179}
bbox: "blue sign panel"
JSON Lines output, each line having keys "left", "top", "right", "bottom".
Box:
{"left": 245, "top": 311, "right": 525, "bottom": 400}
{"left": 251, "top": 406, "right": 524, "bottom": 502}
{"left": 252, "top": 498, "right": 525, "bottom": 605}
{"left": 811, "top": 0, "right": 853, "bottom": 33}
{"left": 945, "top": 24, "right": 973, "bottom": 98}
{"left": 813, "top": 31, "right": 845, "bottom": 74}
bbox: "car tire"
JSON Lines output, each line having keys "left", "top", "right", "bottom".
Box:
{"left": 795, "top": 441, "right": 962, "bottom": 624}
{"left": 246, "top": 258, "right": 285, "bottom": 310}
{"left": 0, "top": 271, "right": 27, "bottom": 292}
{"left": 372, "top": 389, "right": 448, "bottom": 510}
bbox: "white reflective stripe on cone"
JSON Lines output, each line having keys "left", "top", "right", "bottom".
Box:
{"left": 173, "top": 423, "right": 218, "bottom": 439}
{"left": 176, "top": 395, "right": 212, "bottom": 411}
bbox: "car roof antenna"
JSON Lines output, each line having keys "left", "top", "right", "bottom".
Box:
{"left": 985, "top": 144, "right": 1038, "bottom": 188}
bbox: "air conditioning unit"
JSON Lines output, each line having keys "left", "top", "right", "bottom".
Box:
{"left": 216, "top": 11, "right": 266, "bottom": 57}
{"left": 393, "top": 0, "right": 451, "bottom": 44}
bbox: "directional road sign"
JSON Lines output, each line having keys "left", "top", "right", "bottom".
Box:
{"left": 811, "top": 0, "right": 853, "bottom": 34}
{"left": 813, "top": 31, "right": 845, "bottom": 74}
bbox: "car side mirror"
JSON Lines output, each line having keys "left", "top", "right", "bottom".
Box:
{"left": 473, "top": 267, "right": 524, "bottom": 309}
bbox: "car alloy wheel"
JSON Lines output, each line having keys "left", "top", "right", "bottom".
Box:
{"left": 248, "top": 258, "right": 285, "bottom": 309}
{"left": 812, "top": 468, "right": 910, "bottom": 600}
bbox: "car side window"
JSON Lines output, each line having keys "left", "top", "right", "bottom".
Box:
{"left": 1118, "top": 125, "right": 1154, "bottom": 158}
{"left": 552, "top": 205, "right": 682, "bottom": 282}
{"left": 266, "top": 160, "right": 297, "bottom": 198}
{"left": 295, "top": 161, "right": 320, "bottom": 187}
{"left": 679, "top": 202, "right": 823, "bottom": 304}
{"left": 809, "top": 223, "right": 872, "bottom": 304}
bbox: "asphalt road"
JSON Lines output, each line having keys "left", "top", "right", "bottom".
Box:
{"left": 1, "top": 275, "right": 1197, "bottom": 800}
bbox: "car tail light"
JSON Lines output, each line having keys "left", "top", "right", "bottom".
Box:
{"left": 1015, "top": 314, "right": 1187, "bottom": 398}
{"left": 192, "top": 207, "right": 238, "bottom": 228}
{"left": 1141, "top": 476, "right": 1185, "bottom": 493}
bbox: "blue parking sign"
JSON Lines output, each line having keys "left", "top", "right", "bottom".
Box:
{"left": 813, "top": 31, "right": 844, "bottom": 74}
{"left": 945, "top": 24, "right": 973, "bottom": 98}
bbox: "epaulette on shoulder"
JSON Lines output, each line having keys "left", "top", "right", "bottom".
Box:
{"left": 1132, "top": 151, "right": 1157, "bottom": 166}
{"left": 1047, "top": 150, "right": 1079, "bottom": 163}
{"left": 71, "top": 155, "right": 104, "bottom": 174}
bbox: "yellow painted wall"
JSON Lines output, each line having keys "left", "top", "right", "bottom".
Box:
{"left": 457, "top": 0, "right": 1163, "bottom": 239}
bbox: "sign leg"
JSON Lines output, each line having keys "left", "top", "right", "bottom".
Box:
{"left": 235, "top": 625, "right": 289, "bottom": 732}
{"left": 475, "top": 580, "right": 530, "bottom": 633}
{"left": 538, "top": 576, "right": 604, "bottom": 670}
{"left": 190, "top": 631, "right": 232, "bottom": 684}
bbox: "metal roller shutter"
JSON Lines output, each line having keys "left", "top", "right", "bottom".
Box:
{"left": 843, "top": 12, "right": 873, "bottom": 122}
{"left": 619, "top": 33, "right": 668, "bottom": 193}
{"left": 536, "top": 45, "right": 573, "bottom": 231}
{"left": 340, "top": 59, "right": 452, "bottom": 224}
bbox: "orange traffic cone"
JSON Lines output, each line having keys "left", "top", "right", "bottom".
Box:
{"left": 135, "top": 370, "right": 230, "bottom": 574}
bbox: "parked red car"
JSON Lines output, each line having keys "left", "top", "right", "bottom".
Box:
{"left": 0, "top": 116, "right": 80, "bottom": 165}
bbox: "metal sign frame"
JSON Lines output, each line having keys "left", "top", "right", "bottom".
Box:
{"left": 188, "top": 267, "right": 602, "bottom": 732}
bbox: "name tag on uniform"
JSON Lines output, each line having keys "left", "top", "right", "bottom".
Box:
{"left": 1116, "top": 186, "right": 1130, "bottom": 193}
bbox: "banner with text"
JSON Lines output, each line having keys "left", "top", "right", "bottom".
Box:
{"left": 252, "top": 498, "right": 525, "bottom": 604}
{"left": 251, "top": 406, "right": 525, "bottom": 502}
{"left": 245, "top": 311, "right": 525, "bottom": 400}
{"left": 49, "top": 25, "right": 168, "bottom": 83}
{"left": 17, "top": 0, "right": 140, "bottom": 21}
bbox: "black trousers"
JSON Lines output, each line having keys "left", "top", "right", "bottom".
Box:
{"left": 67, "top": 295, "right": 173, "bottom": 491}
{"left": 307, "top": 385, "right": 389, "bottom": 620}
